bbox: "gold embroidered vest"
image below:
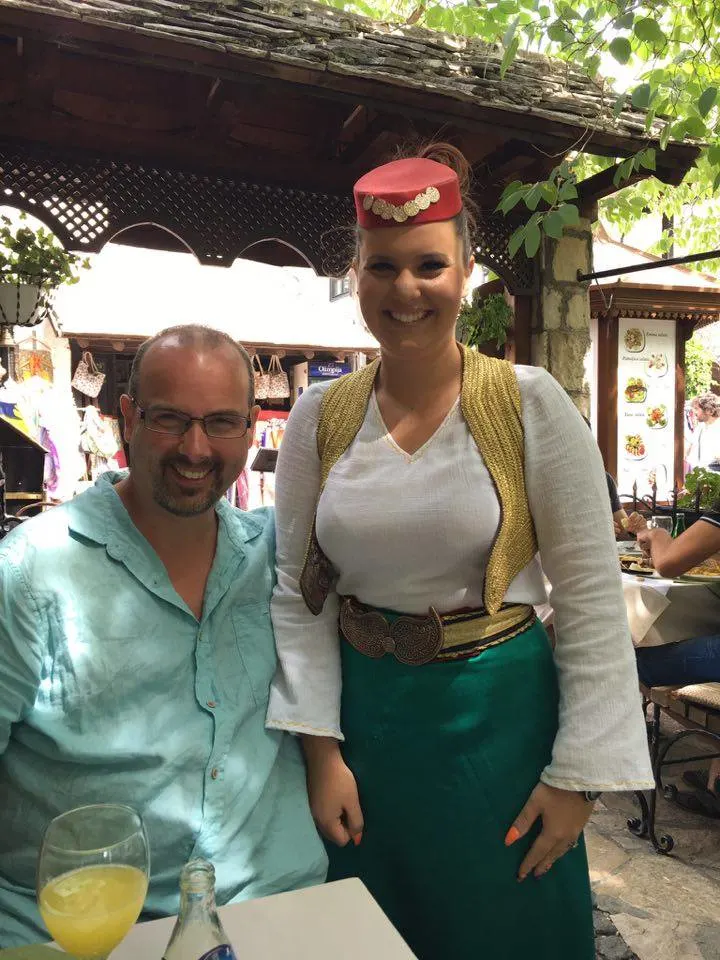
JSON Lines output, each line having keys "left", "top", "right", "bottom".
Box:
{"left": 299, "top": 345, "right": 538, "bottom": 616}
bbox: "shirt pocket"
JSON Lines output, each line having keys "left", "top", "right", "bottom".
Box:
{"left": 231, "top": 603, "right": 277, "bottom": 709}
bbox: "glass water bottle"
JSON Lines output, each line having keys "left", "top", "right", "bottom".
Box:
{"left": 672, "top": 512, "right": 687, "bottom": 538}
{"left": 163, "top": 860, "right": 238, "bottom": 960}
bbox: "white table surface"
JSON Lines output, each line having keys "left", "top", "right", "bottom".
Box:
{"left": 109, "top": 879, "right": 417, "bottom": 960}
{"left": 622, "top": 573, "right": 720, "bottom": 647}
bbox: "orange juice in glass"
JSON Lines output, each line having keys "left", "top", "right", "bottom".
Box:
{"left": 37, "top": 804, "right": 150, "bottom": 960}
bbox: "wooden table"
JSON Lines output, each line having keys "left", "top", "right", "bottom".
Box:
{"left": 110, "top": 879, "right": 417, "bottom": 960}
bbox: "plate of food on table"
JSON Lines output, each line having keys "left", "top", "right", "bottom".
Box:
{"left": 624, "top": 433, "right": 647, "bottom": 460}
{"left": 646, "top": 404, "right": 668, "bottom": 429}
{"left": 624, "top": 328, "right": 645, "bottom": 352}
{"left": 619, "top": 554, "right": 658, "bottom": 577}
{"left": 624, "top": 377, "right": 648, "bottom": 403}
{"left": 646, "top": 352, "right": 668, "bottom": 377}
{"left": 676, "top": 557, "right": 720, "bottom": 582}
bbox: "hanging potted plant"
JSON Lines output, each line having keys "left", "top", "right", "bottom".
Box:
{"left": 456, "top": 291, "right": 514, "bottom": 352}
{"left": 0, "top": 213, "right": 89, "bottom": 332}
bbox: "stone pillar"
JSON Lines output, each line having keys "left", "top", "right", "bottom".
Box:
{"left": 531, "top": 218, "right": 593, "bottom": 415}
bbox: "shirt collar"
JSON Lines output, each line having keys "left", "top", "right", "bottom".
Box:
{"left": 65, "top": 470, "right": 265, "bottom": 555}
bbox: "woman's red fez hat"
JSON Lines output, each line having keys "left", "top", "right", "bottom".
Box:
{"left": 354, "top": 157, "right": 462, "bottom": 228}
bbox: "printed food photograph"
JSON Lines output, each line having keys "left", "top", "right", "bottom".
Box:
{"left": 624, "top": 328, "right": 645, "bottom": 352}
{"left": 624, "top": 434, "right": 647, "bottom": 460}
{"left": 646, "top": 352, "right": 668, "bottom": 377}
{"left": 624, "top": 377, "right": 647, "bottom": 403}
{"left": 646, "top": 404, "right": 668, "bottom": 429}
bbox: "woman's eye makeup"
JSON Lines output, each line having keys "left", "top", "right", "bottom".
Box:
{"left": 365, "top": 257, "right": 449, "bottom": 273}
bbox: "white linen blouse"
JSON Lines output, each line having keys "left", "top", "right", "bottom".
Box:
{"left": 267, "top": 364, "right": 655, "bottom": 792}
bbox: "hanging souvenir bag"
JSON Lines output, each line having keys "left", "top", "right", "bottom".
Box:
{"left": 71, "top": 351, "right": 105, "bottom": 398}
{"left": 267, "top": 354, "right": 290, "bottom": 400}
{"left": 252, "top": 354, "right": 269, "bottom": 401}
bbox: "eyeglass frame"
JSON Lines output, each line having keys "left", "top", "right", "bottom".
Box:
{"left": 128, "top": 397, "right": 254, "bottom": 439}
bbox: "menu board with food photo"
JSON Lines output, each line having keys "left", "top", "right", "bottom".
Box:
{"left": 617, "top": 318, "right": 676, "bottom": 499}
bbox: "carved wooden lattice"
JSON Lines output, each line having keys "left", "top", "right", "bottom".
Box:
{"left": 0, "top": 139, "right": 535, "bottom": 290}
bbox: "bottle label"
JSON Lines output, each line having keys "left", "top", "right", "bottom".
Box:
{"left": 198, "top": 946, "right": 237, "bottom": 960}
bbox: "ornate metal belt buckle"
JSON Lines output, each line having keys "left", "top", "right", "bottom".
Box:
{"left": 339, "top": 597, "right": 444, "bottom": 665}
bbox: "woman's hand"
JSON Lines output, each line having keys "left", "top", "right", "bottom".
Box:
{"left": 302, "top": 736, "right": 364, "bottom": 847}
{"left": 504, "top": 782, "right": 594, "bottom": 881}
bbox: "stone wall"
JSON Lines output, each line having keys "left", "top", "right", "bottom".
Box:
{"left": 532, "top": 218, "right": 593, "bottom": 415}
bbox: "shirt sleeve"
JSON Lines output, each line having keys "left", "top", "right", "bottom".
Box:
{"left": 517, "top": 366, "right": 654, "bottom": 792}
{"left": 266, "top": 385, "right": 344, "bottom": 740}
{"left": 700, "top": 511, "right": 720, "bottom": 529}
{"left": 0, "top": 543, "right": 46, "bottom": 755}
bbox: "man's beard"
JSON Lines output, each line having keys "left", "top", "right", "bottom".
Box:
{"left": 151, "top": 455, "right": 226, "bottom": 517}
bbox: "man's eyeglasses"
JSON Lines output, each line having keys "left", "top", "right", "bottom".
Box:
{"left": 130, "top": 399, "right": 252, "bottom": 439}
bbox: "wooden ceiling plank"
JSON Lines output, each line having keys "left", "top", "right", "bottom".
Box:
{"left": 0, "top": 104, "right": 351, "bottom": 192}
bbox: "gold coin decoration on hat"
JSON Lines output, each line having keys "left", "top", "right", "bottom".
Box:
{"left": 363, "top": 185, "right": 441, "bottom": 224}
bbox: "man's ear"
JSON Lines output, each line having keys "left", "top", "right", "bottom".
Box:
{"left": 119, "top": 394, "right": 137, "bottom": 444}
{"left": 249, "top": 404, "right": 261, "bottom": 435}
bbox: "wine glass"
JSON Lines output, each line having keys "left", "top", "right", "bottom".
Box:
{"left": 648, "top": 516, "right": 673, "bottom": 533}
{"left": 37, "top": 803, "right": 150, "bottom": 960}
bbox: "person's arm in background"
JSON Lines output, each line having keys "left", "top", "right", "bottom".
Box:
{"left": 637, "top": 515, "right": 720, "bottom": 578}
{"left": 606, "top": 472, "right": 627, "bottom": 538}
{"left": 606, "top": 473, "right": 645, "bottom": 538}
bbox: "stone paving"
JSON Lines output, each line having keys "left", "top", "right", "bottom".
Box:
{"left": 586, "top": 734, "right": 720, "bottom": 960}
{"left": 593, "top": 903, "right": 638, "bottom": 959}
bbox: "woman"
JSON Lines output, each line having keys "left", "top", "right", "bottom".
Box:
{"left": 267, "top": 146, "right": 653, "bottom": 959}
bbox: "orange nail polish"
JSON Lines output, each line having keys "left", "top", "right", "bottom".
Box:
{"left": 353, "top": 833, "right": 363, "bottom": 846}
{"left": 504, "top": 826, "right": 521, "bottom": 847}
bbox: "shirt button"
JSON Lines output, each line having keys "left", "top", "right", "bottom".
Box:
{"left": 207, "top": 700, "right": 217, "bottom": 708}
{"left": 211, "top": 767, "right": 219, "bottom": 780}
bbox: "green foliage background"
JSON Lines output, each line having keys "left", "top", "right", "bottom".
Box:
{"left": 320, "top": 0, "right": 720, "bottom": 267}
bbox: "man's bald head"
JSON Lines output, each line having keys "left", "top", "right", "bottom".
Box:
{"left": 128, "top": 324, "right": 254, "bottom": 409}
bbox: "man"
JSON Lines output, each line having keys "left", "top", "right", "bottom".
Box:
{"left": 689, "top": 393, "right": 720, "bottom": 471}
{"left": 0, "top": 324, "right": 326, "bottom": 946}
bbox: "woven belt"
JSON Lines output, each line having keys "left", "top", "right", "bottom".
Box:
{"left": 338, "top": 596, "right": 536, "bottom": 666}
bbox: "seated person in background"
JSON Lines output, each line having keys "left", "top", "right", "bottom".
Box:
{"left": 637, "top": 512, "right": 720, "bottom": 810}
{"left": 0, "top": 324, "right": 326, "bottom": 947}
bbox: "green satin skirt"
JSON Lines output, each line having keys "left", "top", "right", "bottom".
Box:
{"left": 326, "top": 617, "right": 594, "bottom": 960}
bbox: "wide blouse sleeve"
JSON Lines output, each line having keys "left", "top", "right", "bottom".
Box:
{"left": 517, "top": 366, "right": 654, "bottom": 792}
{"left": 266, "top": 384, "right": 344, "bottom": 740}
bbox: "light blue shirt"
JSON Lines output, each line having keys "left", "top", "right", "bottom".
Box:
{"left": 0, "top": 473, "right": 327, "bottom": 947}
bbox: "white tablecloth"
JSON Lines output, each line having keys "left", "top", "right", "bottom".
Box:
{"left": 108, "top": 879, "right": 416, "bottom": 960}
{"left": 622, "top": 573, "right": 720, "bottom": 648}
